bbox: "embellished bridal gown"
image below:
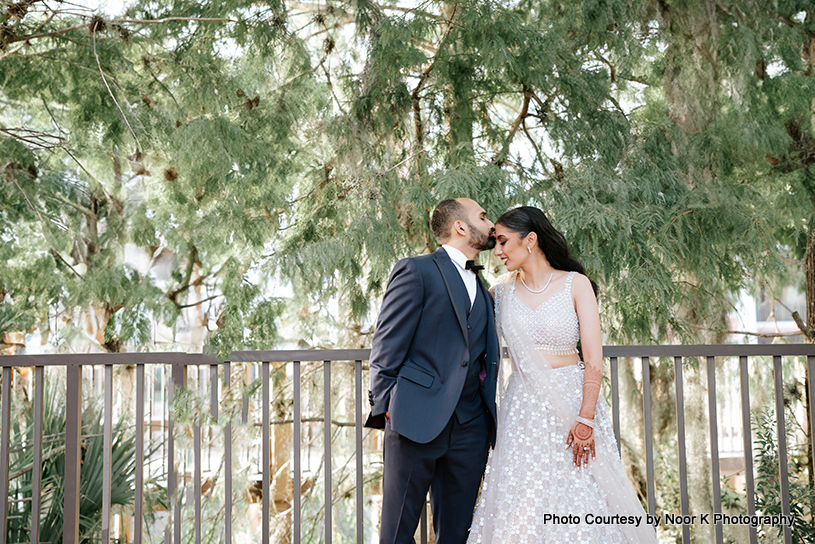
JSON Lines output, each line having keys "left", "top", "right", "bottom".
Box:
{"left": 467, "top": 272, "right": 657, "bottom": 544}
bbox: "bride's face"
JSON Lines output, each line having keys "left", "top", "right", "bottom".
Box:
{"left": 493, "top": 224, "right": 529, "bottom": 271}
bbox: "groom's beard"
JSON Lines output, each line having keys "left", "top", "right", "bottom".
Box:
{"left": 468, "top": 223, "right": 496, "bottom": 251}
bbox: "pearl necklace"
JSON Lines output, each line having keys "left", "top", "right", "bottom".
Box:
{"left": 521, "top": 271, "right": 554, "bottom": 294}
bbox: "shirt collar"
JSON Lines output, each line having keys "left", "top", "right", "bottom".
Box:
{"left": 441, "top": 245, "right": 470, "bottom": 272}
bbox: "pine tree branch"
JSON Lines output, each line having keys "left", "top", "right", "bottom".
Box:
{"left": 7, "top": 173, "right": 43, "bottom": 223}
{"left": 620, "top": 75, "right": 650, "bottom": 86}
{"left": 144, "top": 63, "right": 180, "bottom": 109}
{"left": 176, "top": 294, "right": 222, "bottom": 310}
{"left": 49, "top": 249, "right": 84, "bottom": 278}
{"left": 319, "top": 58, "right": 346, "bottom": 115}
{"left": 775, "top": 251, "right": 803, "bottom": 266}
{"left": 379, "top": 4, "right": 442, "bottom": 21}
{"left": 605, "top": 94, "right": 628, "bottom": 119}
{"left": 58, "top": 145, "right": 98, "bottom": 184}
{"left": 4, "top": 17, "right": 239, "bottom": 46}
{"left": 41, "top": 97, "right": 64, "bottom": 137}
{"left": 384, "top": 151, "right": 426, "bottom": 175}
{"left": 112, "top": 17, "right": 239, "bottom": 25}
{"left": 92, "top": 30, "right": 141, "bottom": 153}
{"left": 52, "top": 193, "right": 95, "bottom": 218}
{"left": 657, "top": 208, "right": 697, "bottom": 246}
{"left": 773, "top": 296, "right": 799, "bottom": 318}
{"left": 594, "top": 51, "right": 617, "bottom": 82}
{"left": 791, "top": 311, "right": 815, "bottom": 342}
{"left": 494, "top": 84, "right": 532, "bottom": 166}
{"left": 168, "top": 246, "right": 201, "bottom": 304}
{"left": 678, "top": 280, "right": 741, "bottom": 315}
{"left": 0, "top": 41, "right": 27, "bottom": 59}
{"left": 521, "top": 118, "right": 545, "bottom": 164}
{"left": 0, "top": 126, "right": 63, "bottom": 149}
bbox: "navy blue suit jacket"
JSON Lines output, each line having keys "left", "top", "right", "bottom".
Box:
{"left": 365, "top": 248, "right": 500, "bottom": 445}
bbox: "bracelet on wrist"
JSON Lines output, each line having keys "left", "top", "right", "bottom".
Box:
{"left": 576, "top": 416, "right": 595, "bottom": 429}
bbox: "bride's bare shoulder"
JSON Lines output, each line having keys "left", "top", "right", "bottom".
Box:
{"left": 571, "top": 273, "right": 597, "bottom": 300}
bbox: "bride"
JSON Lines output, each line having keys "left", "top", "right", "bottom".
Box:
{"left": 467, "top": 207, "right": 657, "bottom": 544}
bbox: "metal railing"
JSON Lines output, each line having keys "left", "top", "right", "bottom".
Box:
{"left": 0, "top": 345, "right": 813, "bottom": 544}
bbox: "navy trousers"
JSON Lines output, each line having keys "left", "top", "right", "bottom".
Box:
{"left": 380, "top": 410, "right": 490, "bottom": 544}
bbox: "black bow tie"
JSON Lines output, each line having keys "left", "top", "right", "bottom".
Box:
{"left": 465, "top": 260, "right": 484, "bottom": 273}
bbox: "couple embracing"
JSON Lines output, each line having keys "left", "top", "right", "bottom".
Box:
{"left": 365, "top": 198, "right": 658, "bottom": 544}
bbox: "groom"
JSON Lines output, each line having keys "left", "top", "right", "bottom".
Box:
{"left": 365, "top": 198, "right": 501, "bottom": 544}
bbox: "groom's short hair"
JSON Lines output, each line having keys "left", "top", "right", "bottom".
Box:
{"left": 431, "top": 199, "right": 466, "bottom": 243}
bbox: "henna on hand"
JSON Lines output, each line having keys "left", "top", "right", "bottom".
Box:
{"left": 579, "top": 363, "right": 602, "bottom": 420}
{"left": 566, "top": 421, "right": 596, "bottom": 469}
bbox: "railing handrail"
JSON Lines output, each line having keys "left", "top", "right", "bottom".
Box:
{"left": 2, "top": 344, "right": 813, "bottom": 366}
{"left": 0, "top": 352, "right": 216, "bottom": 367}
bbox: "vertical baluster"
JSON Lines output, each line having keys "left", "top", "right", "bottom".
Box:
{"left": 355, "top": 360, "right": 364, "bottom": 544}
{"left": 324, "top": 361, "right": 332, "bottom": 544}
{"left": 165, "top": 370, "right": 171, "bottom": 544}
{"left": 223, "top": 361, "right": 232, "bottom": 544}
{"left": 809, "top": 356, "right": 815, "bottom": 504}
{"left": 706, "top": 356, "right": 723, "bottom": 544}
{"left": 102, "top": 364, "right": 113, "bottom": 544}
{"left": 242, "top": 364, "right": 249, "bottom": 424}
{"left": 739, "top": 356, "right": 757, "bottom": 544}
{"left": 262, "top": 362, "right": 270, "bottom": 544}
{"left": 1, "top": 367, "right": 13, "bottom": 544}
{"left": 641, "top": 357, "right": 655, "bottom": 514}
{"left": 171, "top": 364, "right": 186, "bottom": 544}
{"left": 30, "top": 366, "right": 44, "bottom": 544}
{"left": 165, "top": 364, "right": 171, "bottom": 544}
{"left": 135, "top": 364, "right": 145, "bottom": 544}
{"left": 210, "top": 363, "right": 219, "bottom": 418}
{"left": 194, "top": 366, "right": 203, "bottom": 544}
{"left": 674, "top": 357, "right": 690, "bottom": 543}
{"left": 64, "top": 363, "right": 82, "bottom": 544}
{"left": 610, "top": 356, "right": 620, "bottom": 454}
{"left": 772, "top": 356, "right": 792, "bottom": 544}
{"left": 208, "top": 363, "right": 218, "bottom": 543}
{"left": 294, "top": 362, "right": 301, "bottom": 544}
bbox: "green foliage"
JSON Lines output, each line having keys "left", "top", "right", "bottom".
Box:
{"left": 0, "top": 0, "right": 813, "bottom": 352}
{"left": 753, "top": 408, "right": 815, "bottom": 544}
{"left": 5, "top": 375, "right": 138, "bottom": 543}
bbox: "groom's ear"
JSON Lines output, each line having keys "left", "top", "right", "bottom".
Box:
{"left": 453, "top": 219, "right": 467, "bottom": 237}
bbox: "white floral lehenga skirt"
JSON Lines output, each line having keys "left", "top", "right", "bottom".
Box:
{"left": 467, "top": 365, "right": 656, "bottom": 544}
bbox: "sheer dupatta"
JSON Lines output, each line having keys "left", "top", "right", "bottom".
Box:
{"left": 489, "top": 272, "right": 657, "bottom": 543}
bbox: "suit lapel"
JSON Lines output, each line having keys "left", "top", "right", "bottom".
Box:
{"left": 431, "top": 250, "right": 470, "bottom": 350}
{"left": 475, "top": 275, "right": 490, "bottom": 314}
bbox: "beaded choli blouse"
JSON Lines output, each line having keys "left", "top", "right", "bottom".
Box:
{"left": 509, "top": 271, "right": 579, "bottom": 355}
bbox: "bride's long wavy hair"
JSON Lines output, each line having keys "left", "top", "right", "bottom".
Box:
{"left": 496, "top": 206, "right": 598, "bottom": 295}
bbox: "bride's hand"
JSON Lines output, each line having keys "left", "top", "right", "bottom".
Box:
{"left": 566, "top": 421, "right": 595, "bottom": 469}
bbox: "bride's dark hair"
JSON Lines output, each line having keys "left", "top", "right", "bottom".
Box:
{"left": 496, "top": 206, "right": 598, "bottom": 295}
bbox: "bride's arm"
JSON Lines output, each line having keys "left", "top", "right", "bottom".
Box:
{"left": 566, "top": 274, "right": 603, "bottom": 468}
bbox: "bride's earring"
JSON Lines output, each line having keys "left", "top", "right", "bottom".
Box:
{"left": 527, "top": 246, "right": 532, "bottom": 254}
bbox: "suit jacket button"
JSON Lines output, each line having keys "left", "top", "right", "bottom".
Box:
{"left": 461, "top": 360, "right": 467, "bottom": 367}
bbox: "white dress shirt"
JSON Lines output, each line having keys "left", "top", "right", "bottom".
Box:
{"left": 442, "top": 245, "right": 477, "bottom": 308}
